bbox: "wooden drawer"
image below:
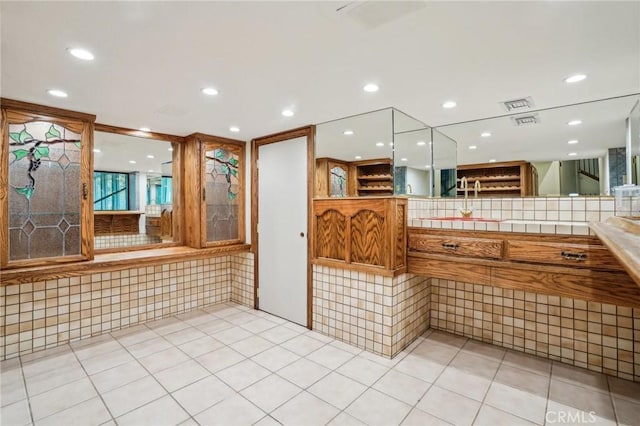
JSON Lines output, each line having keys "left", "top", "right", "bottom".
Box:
{"left": 408, "top": 234, "right": 503, "bottom": 259}
{"left": 506, "top": 241, "right": 623, "bottom": 270}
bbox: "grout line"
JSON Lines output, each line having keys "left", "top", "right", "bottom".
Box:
{"left": 18, "top": 355, "right": 36, "bottom": 426}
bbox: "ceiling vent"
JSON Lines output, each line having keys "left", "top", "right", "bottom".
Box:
{"left": 501, "top": 96, "right": 535, "bottom": 112}
{"left": 336, "top": 1, "right": 426, "bottom": 30}
{"left": 511, "top": 113, "right": 540, "bottom": 126}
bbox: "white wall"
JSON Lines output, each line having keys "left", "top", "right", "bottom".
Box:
{"left": 532, "top": 161, "right": 560, "bottom": 196}
{"left": 405, "top": 167, "right": 430, "bottom": 196}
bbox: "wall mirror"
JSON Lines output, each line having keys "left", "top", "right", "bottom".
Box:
{"left": 435, "top": 94, "right": 640, "bottom": 197}
{"left": 93, "top": 131, "right": 179, "bottom": 251}
{"left": 629, "top": 99, "right": 640, "bottom": 185}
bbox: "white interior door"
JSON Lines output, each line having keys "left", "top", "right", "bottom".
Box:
{"left": 258, "top": 137, "right": 308, "bottom": 326}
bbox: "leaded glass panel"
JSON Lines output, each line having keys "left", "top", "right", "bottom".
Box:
{"left": 330, "top": 166, "right": 347, "bottom": 197}
{"left": 204, "top": 147, "right": 240, "bottom": 242}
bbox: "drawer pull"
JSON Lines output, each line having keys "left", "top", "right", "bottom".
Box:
{"left": 442, "top": 242, "right": 459, "bottom": 250}
{"left": 561, "top": 251, "right": 587, "bottom": 261}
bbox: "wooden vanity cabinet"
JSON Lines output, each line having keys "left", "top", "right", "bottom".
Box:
{"left": 505, "top": 240, "right": 623, "bottom": 271}
{"left": 408, "top": 233, "right": 503, "bottom": 259}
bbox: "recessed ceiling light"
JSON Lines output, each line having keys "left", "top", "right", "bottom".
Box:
{"left": 354, "top": 155, "right": 362, "bottom": 159}
{"left": 343, "top": 130, "right": 354, "bottom": 135}
{"left": 564, "top": 74, "right": 587, "bottom": 83}
{"left": 281, "top": 109, "right": 294, "bottom": 117}
{"left": 146, "top": 154, "right": 154, "bottom": 159}
{"left": 416, "top": 141, "right": 426, "bottom": 146}
{"left": 567, "top": 120, "right": 582, "bottom": 126}
{"left": 401, "top": 158, "right": 408, "bottom": 161}
{"left": 139, "top": 127, "right": 151, "bottom": 132}
{"left": 363, "top": 83, "right": 379, "bottom": 93}
{"left": 469, "top": 145, "right": 477, "bottom": 150}
{"left": 93, "top": 148, "right": 101, "bottom": 153}
{"left": 425, "top": 165, "right": 431, "bottom": 169}
{"left": 489, "top": 159, "right": 497, "bottom": 163}
{"left": 568, "top": 152, "right": 577, "bottom": 156}
{"left": 568, "top": 139, "right": 579, "bottom": 145}
{"left": 201, "top": 87, "right": 219, "bottom": 96}
{"left": 129, "top": 160, "right": 137, "bottom": 164}
{"left": 148, "top": 169, "right": 154, "bottom": 173}
{"left": 388, "top": 142, "right": 394, "bottom": 147}
{"left": 47, "top": 89, "right": 68, "bottom": 98}
{"left": 442, "top": 101, "right": 457, "bottom": 109}
{"left": 229, "top": 126, "right": 240, "bottom": 133}
{"left": 376, "top": 142, "right": 385, "bottom": 147}
{"left": 168, "top": 147, "right": 174, "bottom": 152}
{"left": 67, "top": 48, "right": 94, "bottom": 61}
{"left": 481, "top": 132, "right": 491, "bottom": 137}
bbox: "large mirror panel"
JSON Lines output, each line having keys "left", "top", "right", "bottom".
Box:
{"left": 93, "top": 131, "right": 178, "bottom": 250}
{"left": 629, "top": 100, "right": 640, "bottom": 185}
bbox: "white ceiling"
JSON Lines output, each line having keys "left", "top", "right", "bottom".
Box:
{"left": 2, "top": 1, "right": 639, "bottom": 159}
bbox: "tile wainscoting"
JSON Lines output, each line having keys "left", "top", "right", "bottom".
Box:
{"left": 0, "top": 253, "right": 254, "bottom": 360}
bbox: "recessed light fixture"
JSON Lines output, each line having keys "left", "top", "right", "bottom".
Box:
{"left": 388, "top": 142, "right": 394, "bottom": 147}
{"left": 469, "top": 145, "right": 477, "bottom": 150}
{"left": 139, "top": 127, "right": 151, "bottom": 132}
{"left": 281, "top": 109, "right": 294, "bottom": 117}
{"left": 489, "top": 159, "right": 497, "bottom": 163}
{"left": 229, "top": 126, "right": 240, "bottom": 133}
{"left": 568, "top": 139, "right": 579, "bottom": 145}
{"left": 416, "top": 141, "right": 426, "bottom": 146}
{"left": 343, "top": 130, "right": 354, "bottom": 135}
{"left": 401, "top": 158, "right": 408, "bottom": 162}
{"left": 425, "top": 165, "right": 431, "bottom": 169}
{"left": 564, "top": 74, "right": 587, "bottom": 83}
{"left": 481, "top": 132, "right": 491, "bottom": 137}
{"left": 568, "top": 152, "right": 577, "bottom": 156}
{"left": 354, "top": 155, "right": 362, "bottom": 159}
{"left": 567, "top": 120, "right": 582, "bottom": 126}
{"left": 129, "top": 160, "right": 137, "bottom": 164}
{"left": 67, "top": 48, "right": 94, "bottom": 61}
{"left": 442, "top": 101, "right": 457, "bottom": 109}
{"left": 201, "top": 87, "right": 219, "bottom": 96}
{"left": 146, "top": 154, "right": 155, "bottom": 159}
{"left": 363, "top": 83, "right": 379, "bottom": 93}
{"left": 47, "top": 89, "right": 68, "bottom": 98}
{"left": 148, "top": 169, "right": 154, "bottom": 173}
{"left": 376, "top": 142, "right": 385, "bottom": 147}
{"left": 93, "top": 148, "right": 101, "bottom": 153}
{"left": 168, "top": 147, "right": 174, "bottom": 152}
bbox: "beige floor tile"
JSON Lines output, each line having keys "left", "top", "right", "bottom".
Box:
{"left": 608, "top": 376, "right": 640, "bottom": 404}
{"left": 113, "top": 327, "right": 158, "bottom": 347}
{"left": 281, "top": 334, "right": 327, "bottom": 357}
{"left": 612, "top": 397, "right": 640, "bottom": 426}
{"left": 24, "top": 362, "right": 86, "bottom": 396}
{"left": 149, "top": 318, "right": 191, "bottom": 336}
{"left": 176, "top": 309, "right": 213, "bottom": 326}
{"left": 328, "top": 340, "right": 363, "bottom": 355}
{"left": 195, "top": 394, "right": 266, "bottom": 426}
{"left": 359, "top": 348, "right": 407, "bottom": 368}
{"left": 196, "top": 318, "right": 235, "bottom": 335}
{"left": 308, "top": 372, "right": 367, "bottom": 410}
{"left": 401, "top": 408, "right": 452, "bottom": 426}
{"left": 484, "top": 381, "right": 547, "bottom": 425}
{"left": 71, "top": 337, "right": 122, "bottom": 361}
{"left": 215, "top": 359, "right": 271, "bottom": 391}
{"left": 89, "top": 360, "right": 149, "bottom": 394}
{"left": 448, "top": 352, "right": 500, "bottom": 380}
{"left": 336, "top": 356, "right": 390, "bottom": 386}
{"left": 230, "top": 335, "right": 274, "bottom": 358}
{"left": 502, "top": 350, "right": 551, "bottom": 376}
{"left": 548, "top": 379, "right": 615, "bottom": 421}
{"left": 346, "top": 388, "right": 412, "bottom": 426}
{"left": 493, "top": 364, "right": 549, "bottom": 397}
{"left": 460, "top": 339, "right": 506, "bottom": 361}
{"left": 139, "top": 347, "right": 191, "bottom": 373}
{"left": 424, "top": 331, "right": 468, "bottom": 349}
{"left": 239, "top": 318, "right": 279, "bottom": 334}
{"left": 372, "top": 369, "right": 431, "bottom": 405}
{"left": 474, "top": 404, "right": 537, "bottom": 426}
{"left": 1, "top": 375, "right": 27, "bottom": 407}
{"left": 394, "top": 353, "right": 446, "bottom": 383}
{"left": 29, "top": 377, "right": 97, "bottom": 420}
{"left": 224, "top": 311, "right": 260, "bottom": 325}
{"left": 277, "top": 358, "right": 331, "bottom": 389}
{"left": 22, "top": 351, "right": 78, "bottom": 378}
{"left": 417, "top": 386, "right": 481, "bottom": 426}
{"left": 37, "top": 397, "right": 111, "bottom": 426}
{"left": 251, "top": 346, "right": 301, "bottom": 372}
{"left": 153, "top": 359, "right": 210, "bottom": 392}
{"left": 211, "top": 326, "right": 253, "bottom": 345}
{"left": 259, "top": 325, "right": 303, "bottom": 344}
{"left": 305, "top": 330, "right": 334, "bottom": 344}
{"left": 163, "top": 327, "right": 207, "bottom": 346}
{"left": 327, "top": 411, "right": 367, "bottom": 425}
{"left": 171, "top": 375, "right": 235, "bottom": 416}
{"left": 306, "top": 344, "right": 355, "bottom": 370}
{"left": 240, "top": 374, "right": 302, "bottom": 413}
{"left": 115, "top": 395, "right": 189, "bottom": 426}
{"left": 80, "top": 348, "right": 135, "bottom": 375}
{"left": 254, "top": 415, "right": 283, "bottom": 426}
{"left": 410, "top": 340, "right": 459, "bottom": 365}
{"left": 546, "top": 400, "right": 617, "bottom": 426}
{"left": 196, "top": 346, "right": 246, "bottom": 374}
{"left": 177, "top": 335, "right": 224, "bottom": 359}
{"left": 435, "top": 366, "right": 492, "bottom": 401}
{"left": 552, "top": 362, "right": 609, "bottom": 394}
{"left": 101, "top": 376, "right": 166, "bottom": 418}
{"left": 1, "top": 399, "right": 32, "bottom": 426}
{"left": 271, "top": 391, "right": 339, "bottom": 426}
{"left": 126, "top": 336, "right": 173, "bottom": 359}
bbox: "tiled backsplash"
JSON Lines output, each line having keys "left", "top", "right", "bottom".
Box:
{"left": 0, "top": 253, "right": 254, "bottom": 360}
{"left": 430, "top": 278, "right": 640, "bottom": 383}
{"left": 95, "top": 234, "right": 162, "bottom": 249}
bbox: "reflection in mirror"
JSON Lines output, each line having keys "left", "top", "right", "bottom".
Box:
{"left": 629, "top": 100, "right": 640, "bottom": 185}
{"left": 432, "top": 129, "right": 457, "bottom": 197}
{"left": 393, "top": 127, "right": 432, "bottom": 196}
{"left": 93, "top": 131, "right": 177, "bottom": 250}
{"left": 435, "top": 94, "right": 640, "bottom": 196}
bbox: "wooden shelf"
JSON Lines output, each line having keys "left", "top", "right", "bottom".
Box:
{"left": 359, "top": 187, "right": 393, "bottom": 191}
{"left": 456, "top": 161, "right": 537, "bottom": 197}
{"left": 355, "top": 158, "right": 393, "bottom": 197}
{"left": 459, "top": 175, "right": 520, "bottom": 182}
{"left": 359, "top": 174, "right": 393, "bottom": 180}
{"left": 458, "top": 187, "right": 521, "bottom": 192}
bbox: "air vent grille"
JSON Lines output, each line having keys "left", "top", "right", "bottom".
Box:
{"left": 511, "top": 113, "right": 540, "bottom": 126}
{"left": 501, "top": 96, "right": 535, "bottom": 112}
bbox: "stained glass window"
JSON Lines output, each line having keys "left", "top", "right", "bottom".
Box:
{"left": 8, "top": 121, "right": 82, "bottom": 261}
{"left": 330, "top": 166, "right": 347, "bottom": 197}
{"left": 204, "top": 147, "right": 240, "bottom": 242}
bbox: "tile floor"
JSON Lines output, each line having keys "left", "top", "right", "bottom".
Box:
{"left": 1, "top": 302, "right": 639, "bottom": 426}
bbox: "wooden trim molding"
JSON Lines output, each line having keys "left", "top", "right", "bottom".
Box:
{"left": 95, "top": 123, "right": 185, "bottom": 144}
{"left": 589, "top": 216, "right": 640, "bottom": 287}
{"left": 1, "top": 98, "right": 96, "bottom": 122}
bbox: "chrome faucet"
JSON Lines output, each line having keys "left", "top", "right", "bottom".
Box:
{"left": 406, "top": 184, "right": 413, "bottom": 194}
{"left": 459, "top": 177, "right": 473, "bottom": 217}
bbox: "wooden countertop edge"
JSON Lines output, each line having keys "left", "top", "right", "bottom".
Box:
{"left": 0, "top": 244, "right": 252, "bottom": 286}
{"left": 94, "top": 211, "right": 145, "bottom": 215}
{"left": 589, "top": 217, "right": 640, "bottom": 288}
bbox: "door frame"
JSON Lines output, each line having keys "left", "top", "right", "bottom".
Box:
{"left": 251, "top": 125, "right": 315, "bottom": 328}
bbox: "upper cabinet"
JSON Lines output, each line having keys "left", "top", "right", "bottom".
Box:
{"left": 1, "top": 99, "right": 95, "bottom": 268}
{"left": 184, "top": 133, "right": 245, "bottom": 248}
